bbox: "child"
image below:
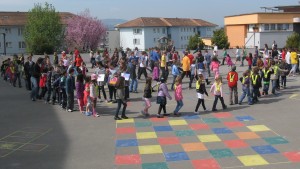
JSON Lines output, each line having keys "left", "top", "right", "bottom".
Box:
{"left": 79, "top": 62, "right": 88, "bottom": 78}
{"left": 90, "top": 74, "right": 100, "bottom": 117}
{"left": 45, "top": 66, "right": 53, "bottom": 104}
{"left": 226, "top": 66, "right": 238, "bottom": 105}
{"left": 142, "top": 77, "right": 153, "bottom": 116}
{"left": 83, "top": 76, "right": 91, "bottom": 112}
{"left": 114, "top": 76, "right": 128, "bottom": 120}
{"left": 39, "top": 69, "right": 47, "bottom": 99}
{"left": 210, "top": 76, "right": 227, "bottom": 111}
{"left": 108, "top": 68, "right": 117, "bottom": 103}
{"left": 210, "top": 57, "right": 220, "bottom": 79}
{"left": 174, "top": 76, "right": 183, "bottom": 116}
{"left": 197, "top": 56, "right": 210, "bottom": 85}
{"left": 246, "top": 53, "right": 253, "bottom": 70}
{"left": 195, "top": 74, "right": 208, "bottom": 114}
{"left": 189, "top": 60, "right": 196, "bottom": 89}
{"left": 270, "top": 60, "right": 288, "bottom": 95}
{"left": 66, "top": 69, "right": 75, "bottom": 112}
{"left": 94, "top": 62, "right": 107, "bottom": 102}
{"left": 6, "top": 62, "right": 14, "bottom": 85}
{"left": 279, "top": 59, "right": 289, "bottom": 89}
{"left": 75, "top": 74, "right": 85, "bottom": 113}
{"left": 129, "top": 60, "right": 138, "bottom": 93}
{"left": 251, "top": 67, "right": 261, "bottom": 103}
{"left": 59, "top": 71, "right": 67, "bottom": 109}
{"left": 152, "top": 62, "right": 160, "bottom": 82}
{"left": 171, "top": 61, "right": 180, "bottom": 90}
{"left": 261, "top": 66, "right": 273, "bottom": 95}
{"left": 156, "top": 77, "right": 172, "bottom": 118}
{"left": 51, "top": 67, "right": 61, "bottom": 105}
{"left": 225, "top": 54, "right": 234, "bottom": 68}
{"left": 239, "top": 70, "right": 252, "bottom": 105}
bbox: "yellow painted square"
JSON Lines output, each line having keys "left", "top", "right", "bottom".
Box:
{"left": 116, "top": 118, "right": 134, "bottom": 124}
{"left": 168, "top": 120, "right": 187, "bottom": 126}
{"left": 238, "top": 155, "right": 269, "bottom": 166}
{"left": 136, "top": 132, "right": 157, "bottom": 139}
{"left": 197, "top": 134, "right": 221, "bottom": 142}
{"left": 247, "top": 125, "right": 271, "bottom": 132}
{"left": 139, "top": 145, "right": 163, "bottom": 154}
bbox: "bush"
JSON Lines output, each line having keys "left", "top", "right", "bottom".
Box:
{"left": 286, "top": 32, "right": 300, "bottom": 50}
{"left": 187, "top": 34, "right": 204, "bottom": 50}
{"left": 211, "top": 29, "right": 230, "bottom": 49}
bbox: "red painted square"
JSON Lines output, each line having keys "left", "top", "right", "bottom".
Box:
{"left": 283, "top": 151, "right": 300, "bottom": 162}
{"left": 150, "top": 117, "right": 168, "bottom": 122}
{"left": 158, "top": 137, "right": 180, "bottom": 145}
{"left": 192, "top": 159, "right": 220, "bottom": 169}
{"left": 223, "top": 121, "right": 245, "bottom": 128}
{"left": 224, "top": 140, "right": 249, "bottom": 149}
{"left": 189, "top": 124, "right": 209, "bottom": 130}
{"left": 116, "top": 127, "right": 136, "bottom": 134}
{"left": 213, "top": 112, "right": 232, "bottom": 118}
{"left": 115, "top": 154, "right": 141, "bottom": 165}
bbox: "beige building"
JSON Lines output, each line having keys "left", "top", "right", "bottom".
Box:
{"left": 224, "top": 5, "right": 300, "bottom": 49}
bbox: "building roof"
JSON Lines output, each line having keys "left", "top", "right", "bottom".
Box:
{"left": 116, "top": 17, "right": 217, "bottom": 28}
{"left": 0, "top": 11, "right": 74, "bottom": 26}
{"left": 224, "top": 12, "right": 300, "bottom": 18}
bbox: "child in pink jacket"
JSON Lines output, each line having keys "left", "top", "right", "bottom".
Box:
{"left": 210, "top": 57, "right": 220, "bottom": 79}
{"left": 173, "top": 76, "right": 183, "bottom": 116}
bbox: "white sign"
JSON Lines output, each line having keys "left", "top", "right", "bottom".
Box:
{"left": 97, "top": 74, "right": 105, "bottom": 82}
{"left": 121, "top": 73, "right": 130, "bottom": 81}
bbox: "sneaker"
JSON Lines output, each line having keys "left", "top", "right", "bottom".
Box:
{"left": 114, "top": 116, "right": 122, "bottom": 120}
{"left": 157, "top": 114, "right": 163, "bottom": 118}
{"left": 121, "top": 115, "right": 129, "bottom": 119}
{"left": 238, "top": 102, "right": 242, "bottom": 105}
{"left": 94, "top": 113, "right": 100, "bottom": 117}
{"left": 212, "top": 109, "right": 218, "bottom": 111}
{"left": 223, "top": 105, "right": 227, "bottom": 110}
{"left": 105, "top": 100, "right": 108, "bottom": 103}
{"left": 141, "top": 110, "right": 145, "bottom": 116}
{"left": 204, "top": 109, "right": 209, "bottom": 112}
{"left": 163, "top": 113, "right": 170, "bottom": 116}
{"left": 194, "top": 111, "right": 199, "bottom": 114}
{"left": 67, "top": 109, "right": 72, "bottom": 112}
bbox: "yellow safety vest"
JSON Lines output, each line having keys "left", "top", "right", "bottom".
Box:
{"left": 251, "top": 75, "right": 258, "bottom": 85}
{"left": 263, "top": 70, "right": 270, "bottom": 79}
{"left": 216, "top": 82, "right": 222, "bottom": 92}
{"left": 242, "top": 76, "right": 248, "bottom": 84}
{"left": 273, "top": 65, "right": 279, "bottom": 75}
{"left": 229, "top": 73, "right": 235, "bottom": 82}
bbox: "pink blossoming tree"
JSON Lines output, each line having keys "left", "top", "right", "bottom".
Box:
{"left": 65, "top": 9, "right": 106, "bottom": 51}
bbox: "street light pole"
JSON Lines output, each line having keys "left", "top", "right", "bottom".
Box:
{"left": 1, "top": 33, "right": 6, "bottom": 55}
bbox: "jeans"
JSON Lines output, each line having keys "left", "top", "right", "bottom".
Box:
{"left": 189, "top": 74, "right": 196, "bottom": 88}
{"left": 108, "top": 85, "right": 116, "bottom": 100}
{"left": 161, "top": 67, "right": 167, "bottom": 79}
{"left": 46, "top": 86, "right": 52, "bottom": 102}
{"left": 171, "top": 75, "right": 177, "bottom": 90}
{"left": 115, "top": 99, "right": 127, "bottom": 117}
{"left": 13, "top": 73, "right": 21, "bottom": 87}
{"left": 138, "top": 67, "right": 148, "bottom": 79}
{"left": 67, "top": 92, "right": 74, "bottom": 110}
{"left": 281, "top": 76, "right": 286, "bottom": 87}
{"left": 263, "top": 82, "right": 270, "bottom": 95}
{"left": 129, "top": 78, "right": 138, "bottom": 92}
{"left": 271, "top": 80, "right": 277, "bottom": 94}
{"left": 206, "top": 62, "right": 211, "bottom": 77}
{"left": 174, "top": 100, "right": 184, "bottom": 113}
{"left": 25, "top": 75, "right": 31, "bottom": 90}
{"left": 212, "top": 95, "right": 226, "bottom": 110}
{"left": 195, "top": 98, "right": 206, "bottom": 112}
{"left": 252, "top": 88, "right": 259, "bottom": 102}
{"left": 30, "top": 77, "right": 38, "bottom": 100}
{"left": 98, "top": 85, "right": 107, "bottom": 100}
{"left": 180, "top": 71, "right": 191, "bottom": 79}
{"left": 229, "top": 86, "right": 238, "bottom": 104}
{"left": 239, "top": 87, "right": 252, "bottom": 104}
{"left": 60, "top": 89, "right": 67, "bottom": 108}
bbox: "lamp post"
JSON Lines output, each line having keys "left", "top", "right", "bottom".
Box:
{"left": 1, "top": 33, "right": 6, "bottom": 55}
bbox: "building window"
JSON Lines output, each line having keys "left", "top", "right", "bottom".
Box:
{"left": 153, "top": 28, "right": 156, "bottom": 33}
{"left": 133, "top": 28, "right": 142, "bottom": 35}
{"left": 264, "top": 24, "right": 269, "bottom": 31}
{"left": 181, "top": 36, "right": 183, "bottom": 40}
{"left": 19, "top": 41, "right": 26, "bottom": 49}
{"left": 18, "top": 27, "right": 24, "bottom": 36}
{"left": 207, "top": 28, "right": 211, "bottom": 31}
{"left": 277, "top": 24, "right": 283, "bottom": 30}
{"left": 157, "top": 28, "right": 160, "bottom": 33}
{"left": 5, "top": 28, "right": 11, "bottom": 34}
{"left": 133, "top": 38, "right": 140, "bottom": 45}
{"left": 6, "top": 42, "right": 12, "bottom": 48}
{"left": 154, "top": 38, "right": 156, "bottom": 42}
{"left": 162, "top": 28, "right": 165, "bottom": 34}
{"left": 283, "top": 24, "right": 290, "bottom": 30}
{"left": 193, "top": 28, "right": 196, "bottom": 32}
{"left": 184, "top": 36, "right": 186, "bottom": 40}
{"left": 181, "top": 28, "right": 183, "bottom": 32}
{"left": 270, "top": 24, "right": 276, "bottom": 30}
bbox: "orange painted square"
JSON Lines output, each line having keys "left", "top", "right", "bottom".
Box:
{"left": 116, "top": 127, "right": 136, "bottom": 134}
{"left": 223, "top": 121, "right": 245, "bottom": 128}
{"left": 158, "top": 137, "right": 180, "bottom": 145}
{"left": 283, "top": 151, "right": 300, "bottom": 162}
{"left": 224, "top": 140, "right": 249, "bottom": 149}
{"left": 213, "top": 112, "right": 232, "bottom": 118}
{"left": 115, "top": 154, "right": 141, "bottom": 165}
{"left": 182, "top": 142, "right": 207, "bottom": 152}
{"left": 236, "top": 132, "right": 260, "bottom": 140}
{"left": 150, "top": 117, "right": 168, "bottom": 122}
{"left": 192, "top": 159, "right": 221, "bottom": 169}
{"left": 189, "top": 124, "right": 209, "bottom": 130}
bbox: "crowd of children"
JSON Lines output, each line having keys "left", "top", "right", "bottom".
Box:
{"left": 1, "top": 46, "right": 299, "bottom": 120}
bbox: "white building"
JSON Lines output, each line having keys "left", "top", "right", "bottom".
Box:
{"left": 103, "top": 30, "right": 120, "bottom": 52}
{"left": 116, "top": 17, "right": 217, "bottom": 51}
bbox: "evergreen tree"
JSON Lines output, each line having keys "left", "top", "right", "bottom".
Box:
{"left": 187, "top": 34, "right": 204, "bottom": 50}
{"left": 211, "top": 29, "right": 230, "bottom": 49}
{"left": 286, "top": 32, "right": 300, "bottom": 50}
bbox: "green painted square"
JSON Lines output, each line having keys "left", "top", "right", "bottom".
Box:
{"left": 0, "top": 142, "right": 24, "bottom": 150}
{"left": 142, "top": 162, "right": 169, "bottom": 169}
{"left": 202, "top": 118, "right": 221, "bottom": 124}
{"left": 264, "top": 137, "right": 289, "bottom": 145}
{"left": 135, "top": 121, "right": 153, "bottom": 127}
{"left": 175, "top": 130, "right": 195, "bottom": 137}
{"left": 209, "top": 149, "right": 234, "bottom": 158}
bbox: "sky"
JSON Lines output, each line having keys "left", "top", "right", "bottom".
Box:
{"left": 0, "top": 0, "right": 299, "bottom": 26}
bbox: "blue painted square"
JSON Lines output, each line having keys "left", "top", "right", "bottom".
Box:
{"left": 164, "top": 152, "right": 190, "bottom": 161}
{"left": 212, "top": 128, "right": 233, "bottom": 134}
{"left": 252, "top": 145, "right": 279, "bottom": 154}
{"left": 116, "top": 139, "right": 138, "bottom": 147}
{"left": 236, "top": 116, "right": 255, "bottom": 122}
{"left": 153, "top": 126, "right": 173, "bottom": 132}
{"left": 183, "top": 115, "right": 200, "bottom": 120}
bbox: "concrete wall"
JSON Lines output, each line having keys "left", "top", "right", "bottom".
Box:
{"left": 0, "top": 26, "right": 26, "bottom": 55}
{"left": 226, "top": 25, "right": 247, "bottom": 48}
{"left": 106, "top": 30, "right": 120, "bottom": 51}
{"left": 259, "top": 31, "right": 293, "bottom": 49}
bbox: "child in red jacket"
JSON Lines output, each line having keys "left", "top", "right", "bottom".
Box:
{"left": 246, "top": 53, "right": 253, "bottom": 70}
{"left": 39, "top": 69, "right": 48, "bottom": 99}
{"left": 227, "top": 66, "right": 238, "bottom": 105}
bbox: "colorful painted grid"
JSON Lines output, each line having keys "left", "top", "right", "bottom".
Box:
{"left": 115, "top": 112, "right": 300, "bottom": 168}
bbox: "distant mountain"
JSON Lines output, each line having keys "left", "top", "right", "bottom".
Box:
{"left": 101, "top": 19, "right": 127, "bottom": 30}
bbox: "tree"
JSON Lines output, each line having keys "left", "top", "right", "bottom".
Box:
{"left": 211, "top": 29, "right": 230, "bottom": 49}
{"left": 24, "top": 2, "right": 63, "bottom": 54}
{"left": 286, "top": 32, "right": 300, "bottom": 50}
{"left": 65, "top": 9, "right": 106, "bottom": 51}
{"left": 187, "top": 34, "right": 204, "bottom": 50}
